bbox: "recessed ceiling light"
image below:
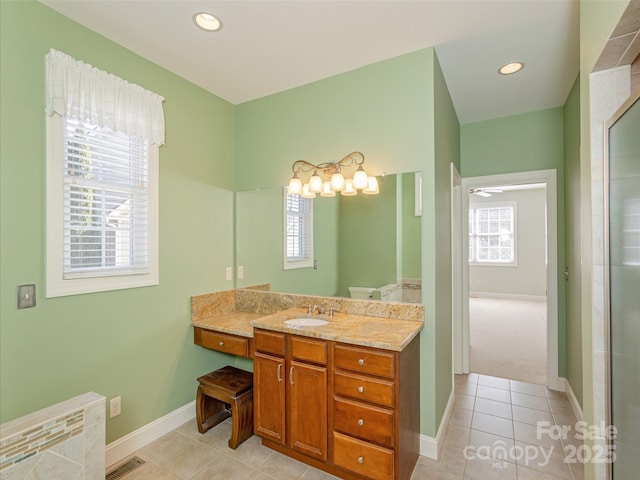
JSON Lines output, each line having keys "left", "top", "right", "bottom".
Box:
{"left": 194, "top": 12, "right": 222, "bottom": 32}
{"left": 498, "top": 62, "right": 524, "bottom": 75}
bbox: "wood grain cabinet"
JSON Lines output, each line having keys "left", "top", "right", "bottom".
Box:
{"left": 253, "top": 328, "right": 420, "bottom": 480}
{"left": 253, "top": 330, "right": 328, "bottom": 461}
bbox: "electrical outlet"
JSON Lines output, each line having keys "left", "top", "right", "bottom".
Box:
{"left": 17, "top": 284, "right": 36, "bottom": 309}
{"left": 225, "top": 266, "right": 232, "bottom": 281}
{"left": 110, "top": 396, "right": 121, "bottom": 418}
{"left": 238, "top": 266, "right": 244, "bottom": 279}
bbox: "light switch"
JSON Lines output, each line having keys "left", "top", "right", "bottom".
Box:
{"left": 238, "top": 266, "right": 244, "bottom": 279}
{"left": 18, "top": 284, "right": 36, "bottom": 309}
{"left": 225, "top": 267, "right": 232, "bottom": 281}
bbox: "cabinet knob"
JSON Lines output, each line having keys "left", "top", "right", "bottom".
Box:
{"left": 358, "top": 358, "right": 364, "bottom": 366}
{"left": 357, "top": 456, "right": 364, "bottom": 464}
{"left": 219, "top": 341, "right": 224, "bottom": 346}
{"left": 357, "top": 386, "right": 364, "bottom": 393}
{"left": 357, "top": 419, "right": 364, "bottom": 426}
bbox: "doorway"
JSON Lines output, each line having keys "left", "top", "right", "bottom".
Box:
{"left": 455, "top": 169, "right": 560, "bottom": 390}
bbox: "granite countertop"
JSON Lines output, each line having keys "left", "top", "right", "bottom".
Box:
{"left": 191, "top": 312, "right": 263, "bottom": 338}
{"left": 250, "top": 307, "right": 423, "bottom": 352}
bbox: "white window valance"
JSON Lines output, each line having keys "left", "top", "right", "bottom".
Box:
{"left": 45, "top": 49, "right": 165, "bottom": 146}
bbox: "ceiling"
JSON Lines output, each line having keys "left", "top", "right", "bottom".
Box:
{"left": 40, "top": 0, "right": 580, "bottom": 124}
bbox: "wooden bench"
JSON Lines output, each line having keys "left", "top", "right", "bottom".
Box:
{"left": 196, "top": 366, "right": 254, "bottom": 449}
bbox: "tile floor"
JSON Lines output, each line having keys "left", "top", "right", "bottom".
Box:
{"left": 114, "top": 374, "right": 583, "bottom": 480}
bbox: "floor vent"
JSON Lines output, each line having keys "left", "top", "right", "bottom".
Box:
{"left": 105, "top": 456, "right": 145, "bottom": 480}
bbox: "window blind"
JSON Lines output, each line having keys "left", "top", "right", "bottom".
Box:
{"left": 285, "top": 191, "right": 312, "bottom": 263}
{"left": 62, "top": 117, "right": 149, "bottom": 278}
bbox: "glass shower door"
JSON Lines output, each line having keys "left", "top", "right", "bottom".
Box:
{"left": 607, "top": 89, "right": 640, "bottom": 479}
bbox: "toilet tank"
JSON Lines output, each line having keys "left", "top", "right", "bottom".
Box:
{"left": 373, "top": 284, "right": 402, "bottom": 302}
{"left": 348, "top": 287, "right": 375, "bottom": 299}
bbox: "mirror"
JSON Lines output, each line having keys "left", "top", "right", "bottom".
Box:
{"left": 235, "top": 172, "right": 421, "bottom": 301}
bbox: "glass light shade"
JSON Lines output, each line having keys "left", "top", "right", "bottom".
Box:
{"left": 309, "top": 171, "right": 323, "bottom": 192}
{"left": 353, "top": 166, "right": 368, "bottom": 189}
{"left": 320, "top": 181, "right": 335, "bottom": 197}
{"left": 330, "top": 171, "right": 345, "bottom": 191}
{"left": 363, "top": 176, "right": 379, "bottom": 195}
{"left": 288, "top": 175, "right": 303, "bottom": 195}
{"left": 341, "top": 179, "right": 357, "bottom": 196}
{"left": 301, "top": 183, "right": 316, "bottom": 198}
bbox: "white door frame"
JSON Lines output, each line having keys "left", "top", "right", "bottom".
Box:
{"left": 456, "top": 169, "right": 561, "bottom": 391}
{"left": 451, "top": 164, "right": 463, "bottom": 374}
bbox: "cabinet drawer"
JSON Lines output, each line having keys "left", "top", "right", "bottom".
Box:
{"left": 194, "top": 328, "right": 251, "bottom": 358}
{"left": 334, "top": 344, "right": 395, "bottom": 379}
{"left": 333, "top": 432, "right": 393, "bottom": 480}
{"left": 254, "top": 329, "right": 286, "bottom": 356}
{"left": 334, "top": 371, "right": 394, "bottom": 408}
{"left": 333, "top": 398, "right": 394, "bottom": 447}
{"left": 290, "top": 336, "right": 327, "bottom": 365}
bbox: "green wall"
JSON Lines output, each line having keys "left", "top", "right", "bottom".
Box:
{"left": 563, "top": 76, "right": 583, "bottom": 408}
{"left": 432, "top": 55, "right": 459, "bottom": 431}
{"left": 460, "top": 107, "right": 567, "bottom": 378}
{"left": 0, "top": 1, "right": 236, "bottom": 443}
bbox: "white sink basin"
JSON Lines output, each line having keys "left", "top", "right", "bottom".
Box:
{"left": 284, "top": 318, "right": 329, "bottom": 327}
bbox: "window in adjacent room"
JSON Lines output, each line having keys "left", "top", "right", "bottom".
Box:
{"left": 45, "top": 49, "right": 165, "bottom": 297}
{"left": 469, "top": 202, "right": 516, "bottom": 265}
{"left": 283, "top": 188, "right": 314, "bottom": 269}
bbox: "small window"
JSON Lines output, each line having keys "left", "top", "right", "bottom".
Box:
{"left": 469, "top": 203, "right": 516, "bottom": 265}
{"left": 283, "top": 188, "right": 313, "bottom": 269}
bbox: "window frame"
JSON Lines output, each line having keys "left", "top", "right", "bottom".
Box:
{"left": 45, "top": 114, "right": 159, "bottom": 297}
{"left": 468, "top": 201, "right": 517, "bottom": 267}
{"left": 282, "top": 187, "right": 314, "bottom": 270}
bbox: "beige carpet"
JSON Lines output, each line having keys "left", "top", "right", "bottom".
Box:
{"left": 469, "top": 297, "right": 547, "bottom": 385}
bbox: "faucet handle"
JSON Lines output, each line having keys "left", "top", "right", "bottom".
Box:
{"left": 329, "top": 307, "right": 339, "bottom": 318}
{"left": 306, "top": 304, "right": 313, "bottom": 314}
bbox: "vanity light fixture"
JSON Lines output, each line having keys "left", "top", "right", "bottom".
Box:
{"left": 498, "top": 61, "right": 524, "bottom": 75}
{"left": 194, "top": 12, "right": 223, "bottom": 32}
{"left": 288, "top": 151, "right": 379, "bottom": 197}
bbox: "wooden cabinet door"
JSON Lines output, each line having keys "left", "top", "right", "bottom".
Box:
{"left": 254, "top": 352, "right": 286, "bottom": 445}
{"left": 288, "top": 360, "right": 327, "bottom": 460}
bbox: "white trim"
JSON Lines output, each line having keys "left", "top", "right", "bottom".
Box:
{"left": 460, "top": 169, "right": 559, "bottom": 390}
{"left": 105, "top": 401, "right": 195, "bottom": 469}
{"left": 419, "top": 389, "right": 455, "bottom": 460}
{"left": 469, "top": 292, "right": 546, "bottom": 302}
{"left": 561, "top": 377, "right": 584, "bottom": 422}
{"left": 451, "top": 164, "right": 463, "bottom": 374}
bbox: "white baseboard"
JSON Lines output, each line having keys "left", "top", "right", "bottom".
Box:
{"left": 469, "top": 291, "right": 546, "bottom": 302}
{"left": 105, "top": 401, "right": 195, "bottom": 469}
{"left": 419, "top": 389, "right": 455, "bottom": 460}
{"left": 560, "top": 377, "right": 584, "bottom": 421}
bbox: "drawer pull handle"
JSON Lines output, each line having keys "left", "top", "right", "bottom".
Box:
{"left": 357, "top": 419, "right": 364, "bottom": 426}
{"left": 357, "top": 386, "right": 364, "bottom": 393}
{"left": 277, "top": 364, "right": 282, "bottom": 382}
{"left": 358, "top": 358, "right": 364, "bottom": 366}
{"left": 219, "top": 341, "right": 224, "bottom": 346}
{"left": 357, "top": 456, "right": 364, "bottom": 464}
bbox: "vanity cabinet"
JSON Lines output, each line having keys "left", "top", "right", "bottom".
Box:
{"left": 253, "top": 330, "right": 328, "bottom": 461}
{"left": 253, "top": 328, "right": 420, "bottom": 480}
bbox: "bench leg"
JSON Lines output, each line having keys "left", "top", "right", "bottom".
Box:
{"left": 196, "top": 385, "right": 230, "bottom": 434}
{"left": 228, "top": 390, "right": 254, "bottom": 449}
